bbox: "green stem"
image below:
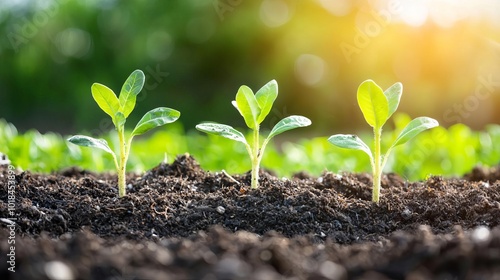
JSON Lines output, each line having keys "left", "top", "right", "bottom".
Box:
{"left": 250, "top": 126, "right": 260, "bottom": 189}
{"left": 372, "top": 127, "right": 382, "bottom": 203}
{"left": 117, "top": 127, "right": 127, "bottom": 197}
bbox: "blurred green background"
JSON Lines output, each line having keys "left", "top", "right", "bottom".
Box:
{"left": 1, "top": 0, "right": 500, "bottom": 178}
{"left": 1, "top": 0, "right": 500, "bottom": 135}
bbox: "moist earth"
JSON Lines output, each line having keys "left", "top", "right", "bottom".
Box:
{"left": 1, "top": 155, "right": 499, "bottom": 279}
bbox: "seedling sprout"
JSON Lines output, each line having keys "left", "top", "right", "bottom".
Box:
{"left": 196, "top": 80, "right": 311, "bottom": 189}
{"left": 328, "top": 79, "right": 438, "bottom": 203}
{"left": 68, "top": 69, "right": 180, "bottom": 197}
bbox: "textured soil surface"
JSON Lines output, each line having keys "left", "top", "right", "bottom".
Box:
{"left": 1, "top": 155, "right": 500, "bottom": 279}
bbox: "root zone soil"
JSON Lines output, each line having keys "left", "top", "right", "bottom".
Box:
{"left": 1, "top": 154, "right": 499, "bottom": 279}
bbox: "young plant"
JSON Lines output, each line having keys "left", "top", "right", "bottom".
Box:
{"left": 196, "top": 80, "right": 311, "bottom": 189}
{"left": 328, "top": 79, "right": 438, "bottom": 203}
{"left": 68, "top": 69, "right": 180, "bottom": 197}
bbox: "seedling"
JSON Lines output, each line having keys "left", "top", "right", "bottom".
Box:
{"left": 68, "top": 70, "right": 180, "bottom": 197}
{"left": 328, "top": 79, "right": 438, "bottom": 203}
{"left": 196, "top": 80, "right": 311, "bottom": 189}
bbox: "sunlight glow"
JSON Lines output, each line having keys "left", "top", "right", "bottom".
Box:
{"left": 397, "top": 1, "right": 428, "bottom": 27}
{"left": 374, "top": 0, "right": 500, "bottom": 28}
{"left": 309, "top": 0, "right": 500, "bottom": 128}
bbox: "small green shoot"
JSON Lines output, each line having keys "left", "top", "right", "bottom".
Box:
{"left": 196, "top": 80, "right": 311, "bottom": 189}
{"left": 68, "top": 70, "right": 180, "bottom": 197}
{"left": 328, "top": 80, "right": 438, "bottom": 203}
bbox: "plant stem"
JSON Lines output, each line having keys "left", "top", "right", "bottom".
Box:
{"left": 372, "top": 127, "right": 382, "bottom": 203}
{"left": 117, "top": 128, "right": 127, "bottom": 197}
{"left": 250, "top": 126, "right": 260, "bottom": 189}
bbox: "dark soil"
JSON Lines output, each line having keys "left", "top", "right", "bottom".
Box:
{"left": 1, "top": 155, "right": 499, "bottom": 279}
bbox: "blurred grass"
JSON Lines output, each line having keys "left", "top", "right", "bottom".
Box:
{"left": 1, "top": 116, "right": 499, "bottom": 180}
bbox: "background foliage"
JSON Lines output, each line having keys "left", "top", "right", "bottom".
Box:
{"left": 1, "top": 0, "right": 500, "bottom": 134}
{"left": 1, "top": 1, "right": 500, "bottom": 178}
{"left": 2, "top": 118, "right": 500, "bottom": 180}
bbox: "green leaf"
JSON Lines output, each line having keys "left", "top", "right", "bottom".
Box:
{"left": 384, "top": 82, "right": 403, "bottom": 118}
{"left": 234, "top": 85, "right": 261, "bottom": 129}
{"left": 132, "top": 107, "right": 180, "bottom": 136}
{"left": 391, "top": 117, "right": 439, "bottom": 148}
{"left": 357, "top": 80, "right": 389, "bottom": 128}
{"left": 255, "top": 80, "right": 278, "bottom": 124}
{"left": 328, "top": 134, "right": 373, "bottom": 159}
{"left": 195, "top": 123, "right": 248, "bottom": 145}
{"left": 91, "top": 83, "right": 120, "bottom": 121}
{"left": 119, "top": 69, "right": 145, "bottom": 118}
{"left": 267, "top": 115, "right": 311, "bottom": 140}
{"left": 67, "top": 135, "right": 114, "bottom": 155}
